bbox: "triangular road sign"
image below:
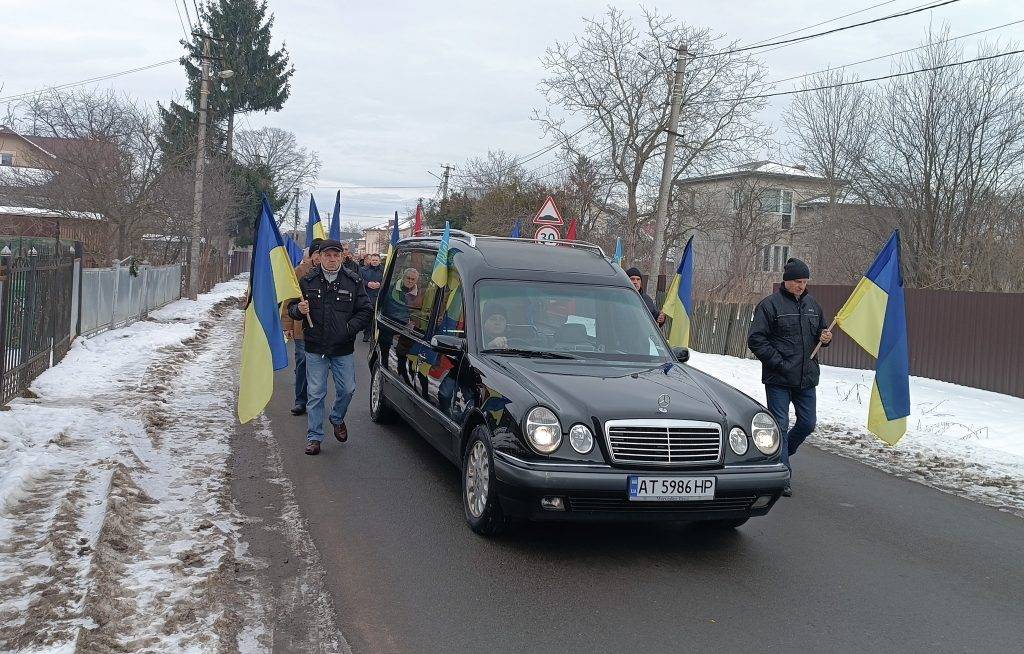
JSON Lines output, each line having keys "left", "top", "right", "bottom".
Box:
{"left": 533, "top": 196, "right": 564, "bottom": 225}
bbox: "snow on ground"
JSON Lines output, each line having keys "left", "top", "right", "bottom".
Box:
{"left": 0, "top": 277, "right": 265, "bottom": 652}
{"left": 687, "top": 351, "right": 1024, "bottom": 515}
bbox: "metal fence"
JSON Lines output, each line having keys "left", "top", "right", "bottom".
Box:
{"left": 79, "top": 263, "right": 183, "bottom": 336}
{"left": 685, "top": 286, "right": 1024, "bottom": 399}
{"left": 0, "top": 252, "right": 76, "bottom": 405}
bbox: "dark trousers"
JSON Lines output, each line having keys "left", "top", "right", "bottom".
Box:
{"left": 764, "top": 384, "right": 817, "bottom": 473}
{"left": 294, "top": 339, "right": 308, "bottom": 407}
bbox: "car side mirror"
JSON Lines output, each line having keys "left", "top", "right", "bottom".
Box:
{"left": 672, "top": 346, "right": 689, "bottom": 363}
{"left": 431, "top": 334, "right": 466, "bottom": 357}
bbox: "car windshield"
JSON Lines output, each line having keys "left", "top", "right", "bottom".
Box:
{"left": 476, "top": 280, "right": 672, "bottom": 363}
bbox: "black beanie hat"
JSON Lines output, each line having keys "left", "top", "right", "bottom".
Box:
{"left": 625, "top": 267, "right": 643, "bottom": 279}
{"left": 783, "top": 258, "right": 811, "bottom": 281}
{"left": 309, "top": 238, "right": 325, "bottom": 254}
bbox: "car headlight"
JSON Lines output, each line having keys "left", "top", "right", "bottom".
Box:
{"left": 728, "top": 426, "right": 749, "bottom": 455}
{"left": 525, "top": 407, "right": 562, "bottom": 454}
{"left": 751, "top": 412, "right": 780, "bottom": 455}
{"left": 568, "top": 424, "right": 594, "bottom": 454}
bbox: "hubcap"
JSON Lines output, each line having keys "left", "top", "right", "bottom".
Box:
{"left": 465, "top": 441, "right": 489, "bottom": 518}
{"left": 370, "top": 366, "right": 381, "bottom": 413}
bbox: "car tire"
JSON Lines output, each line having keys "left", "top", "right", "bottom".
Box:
{"left": 369, "top": 362, "right": 395, "bottom": 424}
{"left": 462, "top": 425, "right": 507, "bottom": 537}
{"left": 701, "top": 517, "right": 749, "bottom": 529}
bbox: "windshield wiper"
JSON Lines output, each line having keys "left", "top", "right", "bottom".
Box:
{"left": 480, "top": 348, "right": 579, "bottom": 360}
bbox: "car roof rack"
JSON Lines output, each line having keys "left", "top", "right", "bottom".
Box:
{"left": 398, "top": 231, "right": 607, "bottom": 258}
{"left": 475, "top": 236, "right": 607, "bottom": 257}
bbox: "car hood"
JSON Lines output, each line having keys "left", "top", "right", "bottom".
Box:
{"left": 487, "top": 358, "right": 727, "bottom": 425}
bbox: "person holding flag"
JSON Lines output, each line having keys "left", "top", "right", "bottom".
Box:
{"left": 286, "top": 239, "right": 372, "bottom": 455}
{"left": 659, "top": 236, "right": 694, "bottom": 344}
{"left": 238, "top": 196, "right": 303, "bottom": 425}
{"left": 747, "top": 257, "right": 833, "bottom": 496}
{"left": 626, "top": 267, "right": 661, "bottom": 323}
{"left": 281, "top": 239, "right": 324, "bottom": 416}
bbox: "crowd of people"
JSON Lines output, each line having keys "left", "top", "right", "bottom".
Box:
{"left": 278, "top": 237, "right": 832, "bottom": 495}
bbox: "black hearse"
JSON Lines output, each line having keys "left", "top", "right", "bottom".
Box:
{"left": 369, "top": 231, "right": 788, "bottom": 535}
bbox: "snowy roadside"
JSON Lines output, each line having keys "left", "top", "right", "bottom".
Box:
{"left": 0, "top": 277, "right": 278, "bottom": 652}
{"left": 687, "top": 351, "right": 1024, "bottom": 516}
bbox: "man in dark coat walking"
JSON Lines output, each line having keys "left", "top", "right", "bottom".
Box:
{"left": 359, "top": 252, "right": 384, "bottom": 342}
{"left": 288, "top": 240, "right": 372, "bottom": 455}
{"left": 747, "top": 258, "right": 832, "bottom": 496}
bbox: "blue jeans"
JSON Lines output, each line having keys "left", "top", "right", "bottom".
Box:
{"left": 764, "top": 384, "right": 817, "bottom": 473}
{"left": 305, "top": 352, "right": 356, "bottom": 442}
{"left": 293, "top": 339, "right": 308, "bottom": 407}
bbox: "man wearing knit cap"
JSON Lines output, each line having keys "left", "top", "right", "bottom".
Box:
{"left": 747, "top": 257, "right": 832, "bottom": 496}
{"left": 626, "top": 267, "right": 666, "bottom": 325}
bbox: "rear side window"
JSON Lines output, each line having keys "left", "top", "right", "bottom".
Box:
{"left": 381, "top": 249, "right": 434, "bottom": 336}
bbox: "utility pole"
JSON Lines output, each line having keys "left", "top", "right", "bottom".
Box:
{"left": 293, "top": 188, "right": 301, "bottom": 234}
{"left": 440, "top": 164, "right": 454, "bottom": 203}
{"left": 650, "top": 44, "right": 689, "bottom": 282}
{"left": 188, "top": 38, "right": 212, "bottom": 300}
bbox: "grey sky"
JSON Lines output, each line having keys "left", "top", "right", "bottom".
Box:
{"left": 2, "top": 0, "right": 1020, "bottom": 227}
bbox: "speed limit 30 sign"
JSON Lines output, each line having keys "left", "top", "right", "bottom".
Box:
{"left": 534, "top": 225, "right": 560, "bottom": 244}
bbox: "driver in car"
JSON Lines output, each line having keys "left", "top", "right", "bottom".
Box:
{"left": 482, "top": 304, "right": 509, "bottom": 349}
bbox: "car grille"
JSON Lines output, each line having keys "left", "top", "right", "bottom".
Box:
{"left": 604, "top": 420, "right": 722, "bottom": 466}
{"left": 568, "top": 495, "right": 755, "bottom": 513}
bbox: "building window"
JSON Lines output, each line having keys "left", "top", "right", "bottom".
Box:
{"left": 0, "top": 153, "right": 13, "bottom": 166}
{"left": 761, "top": 244, "right": 790, "bottom": 273}
{"left": 760, "top": 188, "right": 794, "bottom": 229}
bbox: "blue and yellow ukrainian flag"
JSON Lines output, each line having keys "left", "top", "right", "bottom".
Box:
{"left": 835, "top": 230, "right": 910, "bottom": 445}
{"left": 431, "top": 222, "right": 451, "bottom": 288}
{"left": 306, "top": 195, "right": 326, "bottom": 247}
{"left": 612, "top": 237, "right": 623, "bottom": 267}
{"left": 284, "top": 235, "right": 304, "bottom": 267}
{"left": 660, "top": 236, "right": 694, "bottom": 348}
{"left": 238, "top": 196, "right": 303, "bottom": 424}
{"left": 329, "top": 190, "right": 341, "bottom": 241}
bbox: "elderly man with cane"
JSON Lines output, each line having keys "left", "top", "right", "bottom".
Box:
{"left": 747, "top": 258, "right": 832, "bottom": 496}
{"left": 287, "top": 240, "right": 372, "bottom": 455}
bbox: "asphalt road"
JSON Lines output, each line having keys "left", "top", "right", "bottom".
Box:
{"left": 255, "top": 341, "right": 1024, "bottom": 654}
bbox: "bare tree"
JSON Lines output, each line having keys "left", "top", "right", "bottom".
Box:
{"left": 7, "top": 89, "right": 236, "bottom": 262}
{"left": 535, "top": 7, "right": 770, "bottom": 267}
{"left": 233, "top": 126, "right": 321, "bottom": 198}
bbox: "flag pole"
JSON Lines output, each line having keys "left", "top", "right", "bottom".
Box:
{"left": 811, "top": 316, "right": 837, "bottom": 359}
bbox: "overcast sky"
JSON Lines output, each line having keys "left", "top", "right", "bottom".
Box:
{"left": 2, "top": 0, "right": 1020, "bottom": 227}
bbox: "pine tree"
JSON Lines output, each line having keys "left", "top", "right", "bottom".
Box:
{"left": 181, "top": 0, "right": 294, "bottom": 158}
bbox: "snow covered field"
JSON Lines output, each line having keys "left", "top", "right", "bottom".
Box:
{"left": 687, "top": 351, "right": 1024, "bottom": 515}
{"left": 0, "top": 278, "right": 259, "bottom": 653}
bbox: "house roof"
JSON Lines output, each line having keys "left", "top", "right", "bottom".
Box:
{"left": 677, "top": 160, "right": 827, "bottom": 185}
{"left": 0, "top": 125, "right": 116, "bottom": 166}
{"left": 0, "top": 205, "right": 104, "bottom": 221}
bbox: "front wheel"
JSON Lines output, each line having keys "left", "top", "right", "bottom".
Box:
{"left": 368, "top": 362, "right": 395, "bottom": 424}
{"left": 462, "top": 426, "right": 508, "bottom": 537}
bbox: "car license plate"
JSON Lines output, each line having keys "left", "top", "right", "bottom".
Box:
{"left": 628, "top": 476, "right": 715, "bottom": 501}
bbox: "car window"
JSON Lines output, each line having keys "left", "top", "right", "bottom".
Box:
{"left": 476, "top": 280, "right": 672, "bottom": 362}
{"left": 381, "top": 249, "right": 434, "bottom": 336}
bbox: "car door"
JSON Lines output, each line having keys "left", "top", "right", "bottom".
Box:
{"left": 376, "top": 247, "right": 436, "bottom": 425}
{"left": 416, "top": 265, "right": 467, "bottom": 461}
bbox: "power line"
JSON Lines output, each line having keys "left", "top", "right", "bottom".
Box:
{"left": 179, "top": 0, "right": 195, "bottom": 33}
{"left": 171, "top": 0, "right": 189, "bottom": 39}
{"left": 710, "top": 47, "right": 1024, "bottom": 103}
{"left": 763, "top": 17, "right": 1024, "bottom": 88}
{"left": 0, "top": 58, "right": 180, "bottom": 103}
{"left": 696, "top": 0, "right": 967, "bottom": 59}
{"left": 743, "top": 0, "right": 902, "bottom": 48}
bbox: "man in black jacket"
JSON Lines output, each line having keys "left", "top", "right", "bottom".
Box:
{"left": 747, "top": 258, "right": 832, "bottom": 496}
{"left": 359, "top": 252, "right": 384, "bottom": 342}
{"left": 626, "top": 267, "right": 666, "bottom": 326}
{"left": 288, "top": 240, "right": 372, "bottom": 455}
